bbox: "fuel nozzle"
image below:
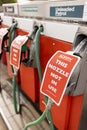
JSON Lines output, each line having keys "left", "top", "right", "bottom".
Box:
{"left": 66, "top": 38, "right": 87, "bottom": 95}
{"left": 22, "top": 25, "right": 39, "bottom": 67}
{"left": 28, "top": 25, "right": 38, "bottom": 40}
{"left": 73, "top": 38, "right": 87, "bottom": 58}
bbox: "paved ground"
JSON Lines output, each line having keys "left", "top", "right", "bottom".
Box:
{"left": 0, "top": 62, "right": 50, "bottom": 130}
{"left": 0, "top": 114, "right": 8, "bottom": 130}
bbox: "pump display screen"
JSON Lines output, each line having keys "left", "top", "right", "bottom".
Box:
{"left": 40, "top": 51, "right": 80, "bottom": 106}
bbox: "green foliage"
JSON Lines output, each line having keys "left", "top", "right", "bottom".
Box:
{"left": 0, "top": 0, "right": 17, "bottom": 5}
{"left": 0, "top": 0, "right": 2, "bottom": 6}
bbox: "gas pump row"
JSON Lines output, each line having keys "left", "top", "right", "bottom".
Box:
{"left": 0, "top": 1, "right": 87, "bottom": 130}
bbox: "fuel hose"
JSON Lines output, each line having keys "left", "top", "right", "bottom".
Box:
{"left": 13, "top": 73, "right": 20, "bottom": 114}
{"left": 24, "top": 25, "right": 54, "bottom": 130}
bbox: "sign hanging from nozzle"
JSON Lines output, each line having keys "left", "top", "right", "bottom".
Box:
{"left": 40, "top": 51, "right": 80, "bottom": 106}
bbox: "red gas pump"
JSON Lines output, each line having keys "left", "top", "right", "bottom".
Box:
{"left": 39, "top": 35, "right": 72, "bottom": 130}
{"left": 24, "top": 31, "right": 87, "bottom": 130}
{"left": 6, "top": 27, "right": 28, "bottom": 79}
{"left": 19, "top": 25, "right": 40, "bottom": 103}
{"left": 0, "top": 28, "right": 8, "bottom": 61}
{"left": 10, "top": 25, "right": 39, "bottom": 113}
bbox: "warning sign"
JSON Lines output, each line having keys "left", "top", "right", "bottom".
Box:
{"left": 0, "top": 28, "right": 8, "bottom": 54}
{"left": 40, "top": 51, "right": 80, "bottom": 106}
{"left": 10, "top": 35, "right": 28, "bottom": 69}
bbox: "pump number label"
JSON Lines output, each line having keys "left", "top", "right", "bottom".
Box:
{"left": 0, "top": 28, "right": 8, "bottom": 54}
{"left": 10, "top": 35, "right": 28, "bottom": 69}
{"left": 40, "top": 51, "right": 80, "bottom": 106}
